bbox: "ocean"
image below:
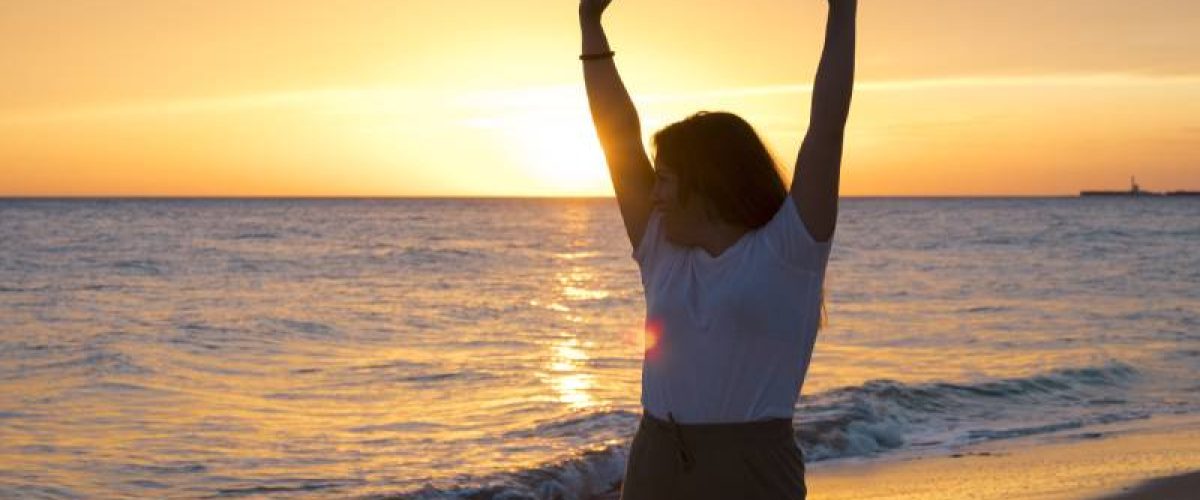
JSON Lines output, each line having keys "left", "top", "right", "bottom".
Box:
{"left": 0, "top": 197, "right": 1197, "bottom": 498}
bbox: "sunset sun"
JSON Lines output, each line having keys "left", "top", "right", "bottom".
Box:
{"left": 518, "top": 117, "right": 610, "bottom": 194}
{"left": 472, "top": 109, "right": 613, "bottom": 195}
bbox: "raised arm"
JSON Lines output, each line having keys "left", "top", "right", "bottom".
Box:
{"left": 792, "top": 0, "right": 856, "bottom": 243}
{"left": 580, "top": 0, "right": 654, "bottom": 249}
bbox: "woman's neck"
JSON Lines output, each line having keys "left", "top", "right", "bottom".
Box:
{"left": 697, "top": 220, "right": 750, "bottom": 259}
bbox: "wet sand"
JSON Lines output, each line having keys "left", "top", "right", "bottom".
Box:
{"left": 595, "top": 413, "right": 1200, "bottom": 499}
{"left": 1091, "top": 470, "right": 1200, "bottom": 500}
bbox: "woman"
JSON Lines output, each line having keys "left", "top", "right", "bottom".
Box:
{"left": 579, "top": 0, "right": 855, "bottom": 498}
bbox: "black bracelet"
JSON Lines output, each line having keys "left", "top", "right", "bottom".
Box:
{"left": 579, "top": 51, "right": 615, "bottom": 61}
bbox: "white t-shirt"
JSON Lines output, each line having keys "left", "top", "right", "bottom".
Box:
{"left": 633, "top": 195, "right": 832, "bottom": 424}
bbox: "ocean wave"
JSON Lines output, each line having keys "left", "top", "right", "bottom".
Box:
{"left": 390, "top": 362, "right": 1145, "bottom": 498}
{"left": 397, "top": 370, "right": 497, "bottom": 384}
{"left": 273, "top": 318, "right": 338, "bottom": 336}
{"left": 23, "top": 350, "right": 153, "bottom": 378}
{"left": 958, "top": 305, "right": 1013, "bottom": 314}
{"left": 230, "top": 231, "right": 280, "bottom": 240}
{"left": 112, "top": 259, "right": 166, "bottom": 276}
{"left": 397, "top": 246, "right": 489, "bottom": 266}
{"left": 390, "top": 443, "right": 626, "bottom": 500}
{"left": 444, "top": 340, "right": 538, "bottom": 350}
{"left": 0, "top": 485, "right": 82, "bottom": 498}
{"left": 969, "top": 236, "right": 1020, "bottom": 246}
{"left": 963, "top": 411, "right": 1150, "bottom": 441}
{"left": 351, "top": 359, "right": 435, "bottom": 372}
{"left": 502, "top": 410, "right": 639, "bottom": 441}
{"left": 216, "top": 479, "right": 364, "bottom": 497}
{"left": 794, "top": 360, "right": 1141, "bottom": 460}
{"left": 120, "top": 462, "right": 208, "bottom": 474}
{"left": 349, "top": 421, "right": 448, "bottom": 434}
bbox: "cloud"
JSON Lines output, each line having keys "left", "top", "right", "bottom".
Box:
{"left": 453, "top": 73, "right": 1200, "bottom": 110}
{"left": 6, "top": 73, "right": 1198, "bottom": 126}
{"left": 0, "top": 87, "right": 450, "bottom": 125}
{"left": 637, "top": 73, "right": 1200, "bottom": 102}
{"left": 860, "top": 73, "right": 1200, "bottom": 91}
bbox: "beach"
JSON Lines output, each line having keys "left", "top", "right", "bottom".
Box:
{"left": 1097, "top": 471, "right": 1200, "bottom": 500}
{"left": 593, "top": 413, "right": 1200, "bottom": 500}
{"left": 801, "top": 413, "right": 1200, "bottom": 500}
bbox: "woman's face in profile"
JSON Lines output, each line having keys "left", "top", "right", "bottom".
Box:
{"left": 651, "top": 160, "right": 710, "bottom": 245}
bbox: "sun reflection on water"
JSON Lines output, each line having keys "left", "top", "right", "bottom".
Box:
{"left": 535, "top": 204, "right": 606, "bottom": 410}
{"left": 558, "top": 268, "right": 610, "bottom": 301}
{"left": 544, "top": 336, "right": 596, "bottom": 410}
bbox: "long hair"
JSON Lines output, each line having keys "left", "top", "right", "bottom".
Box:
{"left": 652, "top": 111, "right": 827, "bottom": 330}
{"left": 651, "top": 111, "right": 787, "bottom": 229}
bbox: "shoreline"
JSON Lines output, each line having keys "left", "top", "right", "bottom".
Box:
{"left": 805, "top": 412, "right": 1200, "bottom": 500}
{"left": 1093, "top": 470, "right": 1200, "bottom": 500}
{"left": 595, "top": 413, "right": 1200, "bottom": 499}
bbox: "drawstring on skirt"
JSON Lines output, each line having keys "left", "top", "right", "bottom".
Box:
{"left": 666, "top": 412, "right": 695, "bottom": 473}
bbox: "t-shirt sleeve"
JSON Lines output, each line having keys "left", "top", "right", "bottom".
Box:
{"left": 759, "top": 195, "right": 833, "bottom": 272}
{"left": 632, "top": 208, "right": 667, "bottom": 268}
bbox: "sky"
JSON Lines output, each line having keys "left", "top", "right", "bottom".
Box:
{"left": 2, "top": 0, "right": 1198, "bottom": 196}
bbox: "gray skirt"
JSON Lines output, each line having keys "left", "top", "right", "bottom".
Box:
{"left": 619, "top": 413, "right": 807, "bottom": 500}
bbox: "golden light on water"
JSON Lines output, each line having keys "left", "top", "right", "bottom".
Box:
{"left": 559, "top": 268, "right": 611, "bottom": 302}
{"left": 545, "top": 336, "right": 596, "bottom": 410}
{"left": 553, "top": 251, "right": 601, "bottom": 261}
{"left": 554, "top": 374, "right": 595, "bottom": 409}
{"left": 537, "top": 205, "right": 603, "bottom": 410}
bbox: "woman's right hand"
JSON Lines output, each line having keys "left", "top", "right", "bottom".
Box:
{"left": 579, "top": 0, "right": 614, "bottom": 23}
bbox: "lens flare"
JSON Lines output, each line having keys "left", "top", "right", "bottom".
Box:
{"left": 644, "top": 318, "right": 662, "bottom": 359}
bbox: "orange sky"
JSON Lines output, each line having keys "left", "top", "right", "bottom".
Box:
{"left": 2, "top": 0, "right": 1198, "bottom": 196}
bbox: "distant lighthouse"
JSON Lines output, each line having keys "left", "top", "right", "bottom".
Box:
{"left": 1079, "top": 175, "right": 1160, "bottom": 196}
{"left": 1080, "top": 176, "right": 1198, "bottom": 197}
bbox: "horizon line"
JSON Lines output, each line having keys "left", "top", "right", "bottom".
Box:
{"left": 4, "top": 193, "right": 1193, "bottom": 200}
